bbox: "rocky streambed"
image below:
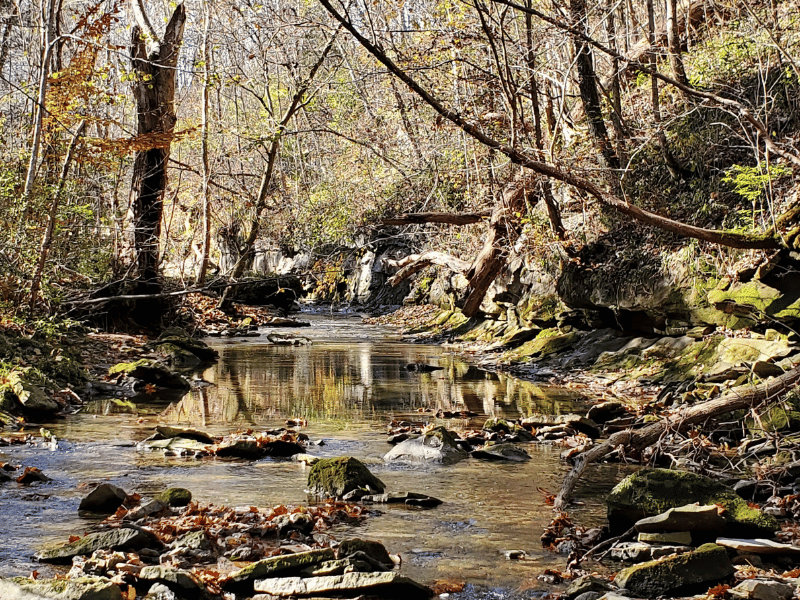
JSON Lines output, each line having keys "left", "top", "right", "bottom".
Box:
{"left": 3, "top": 309, "right": 800, "bottom": 600}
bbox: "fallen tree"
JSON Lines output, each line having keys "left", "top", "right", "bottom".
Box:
{"left": 384, "top": 184, "right": 532, "bottom": 317}
{"left": 554, "top": 366, "right": 800, "bottom": 510}
{"left": 381, "top": 211, "right": 491, "bottom": 226}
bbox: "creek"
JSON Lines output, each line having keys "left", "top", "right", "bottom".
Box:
{"left": 0, "top": 313, "right": 622, "bottom": 595}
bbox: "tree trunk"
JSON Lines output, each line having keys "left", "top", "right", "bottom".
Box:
{"left": 196, "top": 1, "right": 212, "bottom": 286}
{"left": 381, "top": 211, "right": 491, "bottom": 226}
{"left": 129, "top": 0, "right": 186, "bottom": 287}
{"left": 666, "top": 0, "right": 689, "bottom": 87}
{"left": 461, "top": 184, "right": 531, "bottom": 317}
{"left": 29, "top": 120, "right": 86, "bottom": 313}
{"left": 386, "top": 251, "right": 471, "bottom": 287}
{"left": 570, "top": 0, "right": 620, "bottom": 174}
{"left": 218, "top": 25, "right": 340, "bottom": 310}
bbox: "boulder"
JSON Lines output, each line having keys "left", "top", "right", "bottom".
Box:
{"left": 78, "top": 484, "right": 128, "bottom": 514}
{"left": 307, "top": 457, "right": 385, "bottom": 499}
{"left": 273, "top": 513, "right": 314, "bottom": 536}
{"left": 138, "top": 566, "right": 209, "bottom": 598}
{"left": 563, "top": 575, "right": 616, "bottom": 600}
{"left": 252, "top": 572, "right": 432, "bottom": 599}
{"left": 614, "top": 543, "right": 734, "bottom": 597}
{"left": 520, "top": 414, "right": 600, "bottom": 438}
{"left": 336, "top": 539, "right": 393, "bottom": 567}
{"left": 383, "top": 427, "right": 468, "bottom": 464}
{"left": 262, "top": 440, "right": 305, "bottom": 457}
{"left": 36, "top": 528, "right": 160, "bottom": 563}
{"left": 729, "top": 579, "right": 794, "bottom": 600}
{"left": 7, "top": 370, "right": 59, "bottom": 413}
{"left": 606, "top": 469, "right": 778, "bottom": 536}
{"left": 107, "top": 360, "right": 189, "bottom": 391}
{"left": 153, "top": 343, "right": 201, "bottom": 368}
{"left": 152, "top": 330, "right": 219, "bottom": 363}
{"left": 0, "top": 575, "right": 123, "bottom": 600}
{"left": 470, "top": 443, "right": 531, "bottom": 462}
{"left": 155, "top": 488, "right": 192, "bottom": 507}
{"left": 214, "top": 437, "right": 265, "bottom": 459}
{"left": 222, "top": 548, "right": 336, "bottom": 593}
{"left": 154, "top": 426, "right": 215, "bottom": 444}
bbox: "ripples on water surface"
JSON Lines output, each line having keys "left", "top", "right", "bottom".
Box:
{"left": 0, "top": 314, "right": 624, "bottom": 595}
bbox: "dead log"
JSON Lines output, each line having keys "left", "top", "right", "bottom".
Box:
{"left": 381, "top": 211, "right": 491, "bottom": 226}
{"left": 386, "top": 251, "right": 470, "bottom": 286}
{"left": 554, "top": 366, "right": 800, "bottom": 511}
{"left": 461, "top": 185, "right": 531, "bottom": 317}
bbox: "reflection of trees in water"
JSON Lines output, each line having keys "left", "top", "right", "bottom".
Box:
{"left": 160, "top": 342, "right": 586, "bottom": 425}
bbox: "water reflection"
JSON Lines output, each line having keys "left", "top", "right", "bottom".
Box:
{"left": 157, "top": 317, "right": 588, "bottom": 426}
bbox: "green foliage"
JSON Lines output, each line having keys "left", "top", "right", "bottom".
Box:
{"left": 722, "top": 164, "right": 792, "bottom": 203}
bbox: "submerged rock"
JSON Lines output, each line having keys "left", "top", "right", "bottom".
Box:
{"left": 607, "top": 469, "right": 778, "bottom": 536}
{"left": 0, "top": 575, "right": 123, "bottom": 600}
{"left": 614, "top": 543, "right": 734, "bottom": 597}
{"left": 252, "top": 571, "right": 432, "bottom": 599}
{"left": 361, "top": 491, "right": 442, "bottom": 507}
{"left": 307, "top": 457, "right": 385, "bottom": 499}
{"left": 383, "top": 426, "right": 468, "bottom": 464}
{"left": 563, "top": 575, "right": 616, "bottom": 600}
{"left": 470, "top": 443, "right": 530, "bottom": 462}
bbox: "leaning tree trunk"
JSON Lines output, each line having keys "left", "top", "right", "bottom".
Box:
{"left": 129, "top": 0, "right": 186, "bottom": 287}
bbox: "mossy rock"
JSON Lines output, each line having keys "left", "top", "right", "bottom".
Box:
{"left": 108, "top": 359, "right": 189, "bottom": 390}
{"left": 156, "top": 487, "right": 192, "bottom": 507}
{"left": 307, "top": 457, "right": 385, "bottom": 498}
{"left": 708, "top": 280, "right": 800, "bottom": 329}
{"left": 607, "top": 469, "right": 778, "bottom": 536}
{"left": 155, "top": 342, "right": 202, "bottom": 368}
{"left": 337, "top": 539, "right": 393, "bottom": 567}
{"left": 5, "top": 369, "right": 59, "bottom": 414}
{"left": 223, "top": 548, "right": 336, "bottom": 593}
{"left": 501, "top": 330, "right": 580, "bottom": 363}
{"left": 614, "top": 543, "right": 734, "bottom": 597}
{"left": 0, "top": 575, "right": 123, "bottom": 600}
{"left": 151, "top": 328, "right": 219, "bottom": 363}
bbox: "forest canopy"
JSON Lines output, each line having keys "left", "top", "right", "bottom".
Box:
{"left": 0, "top": 0, "right": 798, "bottom": 314}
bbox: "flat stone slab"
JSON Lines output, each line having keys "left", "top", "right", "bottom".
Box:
{"left": 223, "top": 548, "right": 336, "bottom": 592}
{"left": 635, "top": 504, "right": 727, "bottom": 533}
{"left": 36, "top": 528, "right": 159, "bottom": 563}
{"left": 0, "top": 575, "right": 123, "bottom": 600}
{"left": 638, "top": 531, "right": 692, "bottom": 545}
{"left": 716, "top": 538, "right": 800, "bottom": 555}
{"left": 729, "top": 579, "right": 794, "bottom": 600}
{"left": 610, "top": 541, "right": 688, "bottom": 562}
{"left": 253, "top": 572, "right": 432, "bottom": 599}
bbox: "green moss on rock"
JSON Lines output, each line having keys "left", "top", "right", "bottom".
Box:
{"left": 607, "top": 469, "right": 778, "bottom": 536}
{"left": 307, "top": 456, "right": 385, "bottom": 498}
{"left": 614, "top": 543, "right": 734, "bottom": 597}
{"left": 156, "top": 487, "right": 192, "bottom": 507}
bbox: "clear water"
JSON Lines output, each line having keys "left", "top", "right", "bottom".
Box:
{"left": 0, "top": 314, "right": 622, "bottom": 595}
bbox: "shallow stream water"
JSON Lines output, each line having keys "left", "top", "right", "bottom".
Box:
{"left": 0, "top": 314, "right": 624, "bottom": 597}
